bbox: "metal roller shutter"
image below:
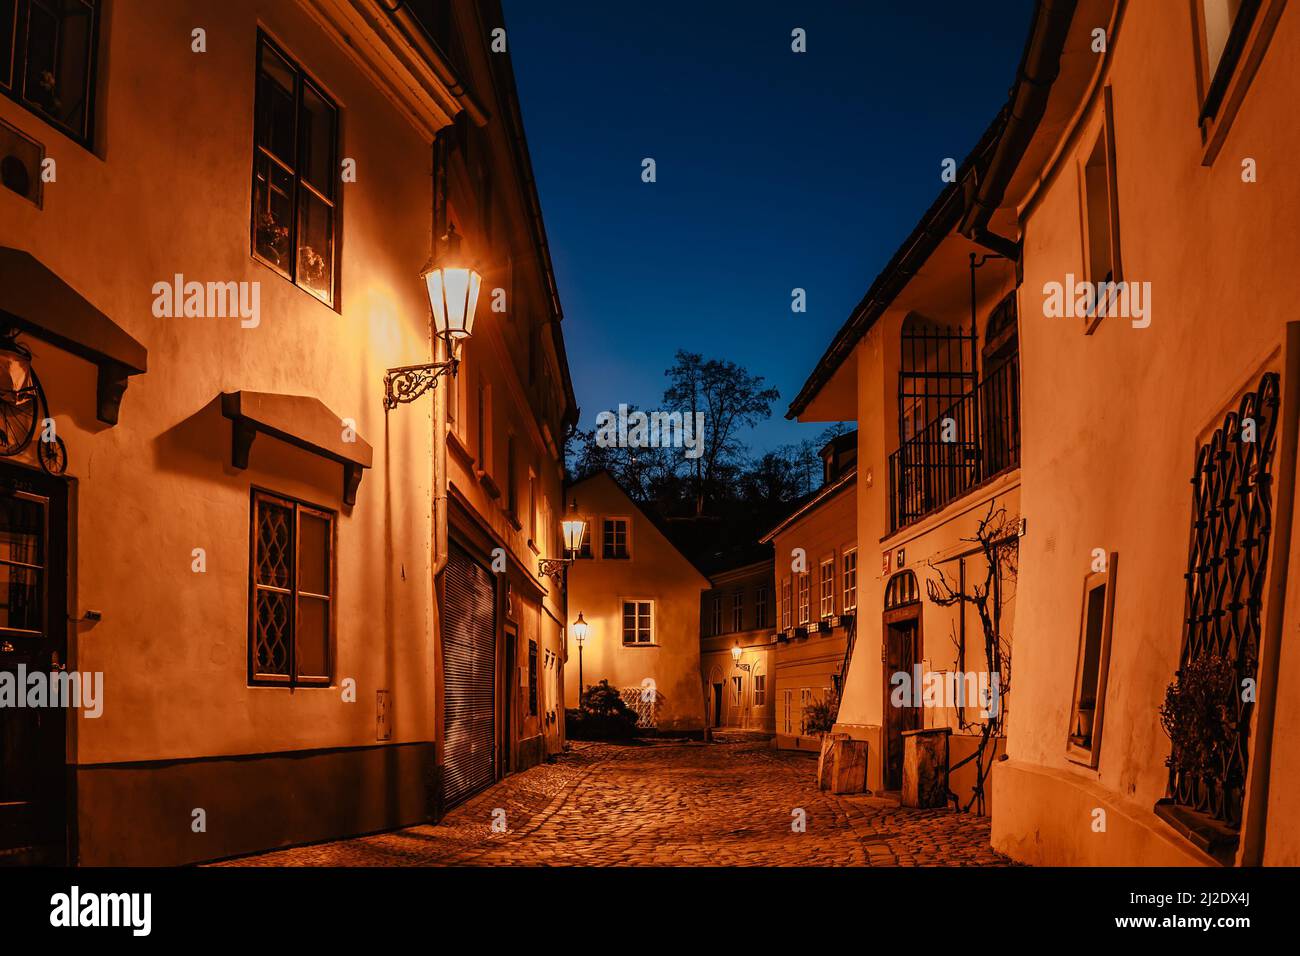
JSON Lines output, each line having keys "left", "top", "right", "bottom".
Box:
{"left": 442, "top": 543, "right": 497, "bottom": 809}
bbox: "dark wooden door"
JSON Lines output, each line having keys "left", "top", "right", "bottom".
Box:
{"left": 882, "top": 617, "right": 921, "bottom": 791}
{"left": 0, "top": 466, "right": 68, "bottom": 864}
{"left": 712, "top": 683, "right": 723, "bottom": 727}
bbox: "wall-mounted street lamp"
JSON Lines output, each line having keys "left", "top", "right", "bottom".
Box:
{"left": 383, "top": 223, "right": 482, "bottom": 409}
{"left": 572, "top": 612, "right": 589, "bottom": 697}
{"left": 538, "top": 499, "right": 587, "bottom": 584}
{"left": 731, "top": 643, "right": 752, "bottom": 672}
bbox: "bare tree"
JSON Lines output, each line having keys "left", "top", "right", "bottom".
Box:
{"left": 663, "top": 350, "right": 779, "bottom": 515}
{"left": 925, "top": 503, "right": 1018, "bottom": 815}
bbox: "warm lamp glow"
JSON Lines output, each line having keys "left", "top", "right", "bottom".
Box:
{"left": 421, "top": 223, "right": 482, "bottom": 342}
{"left": 561, "top": 499, "right": 587, "bottom": 556}
{"left": 424, "top": 266, "right": 482, "bottom": 341}
{"left": 731, "top": 644, "right": 742, "bottom": 662}
{"left": 572, "top": 612, "right": 589, "bottom": 645}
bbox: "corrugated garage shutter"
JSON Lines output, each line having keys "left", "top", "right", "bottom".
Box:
{"left": 442, "top": 543, "right": 496, "bottom": 809}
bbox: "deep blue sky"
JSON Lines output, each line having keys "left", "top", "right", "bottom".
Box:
{"left": 503, "top": 0, "right": 1034, "bottom": 454}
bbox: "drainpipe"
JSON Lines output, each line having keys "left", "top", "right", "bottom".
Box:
{"left": 432, "top": 131, "right": 451, "bottom": 577}
{"left": 958, "top": 0, "right": 1078, "bottom": 257}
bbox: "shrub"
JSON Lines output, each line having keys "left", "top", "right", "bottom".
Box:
{"left": 1160, "top": 655, "right": 1238, "bottom": 776}
{"left": 566, "top": 680, "right": 641, "bottom": 740}
{"left": 803, "top": 692, "right": 839, "bottom": 735}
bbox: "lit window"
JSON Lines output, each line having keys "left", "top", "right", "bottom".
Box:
{"left": 781, "top": 578, "right": 792, "bottom": 629}
{"left": 820, "top": 558, "right": 835, "bottom": 618}
{"left": 797, "top": 573, "right": 810, "bottom": 625}
{"left": 622, "top": 600, "right": 652, "bottom": 644}
{"left": 842, "top": 549, "right": 858, "bottom": 612}
{"left": 1, "top": 0, "right": 99, "bottom": 146}
{"left": 753, "top": 674, "right": 766, "bottom": 707}
{"left": 252, "top": 33, "right": 339, "bottom": 306}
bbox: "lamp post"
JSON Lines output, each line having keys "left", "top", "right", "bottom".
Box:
{"left": 572, "top": 612, "right": 589, "bottom": 700}
{"left": 383, "top": 223, "right": 482, "bottom": 409}
{"left": 538, "top": 499, "right": 587, "bottom": 585}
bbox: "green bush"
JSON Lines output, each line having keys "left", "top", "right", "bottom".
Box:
{"left": 1160, "top": 655, "right": 1238, "bottom": 776}
{"left": 803, "top": 692, "right": 839, "bottom": 734}
{"left": 566, "top": 679, "right": 641, "bottom": 740}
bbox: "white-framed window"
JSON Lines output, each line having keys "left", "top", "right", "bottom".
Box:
{"left": 731, "top": 675, "right": 743, "bottom": 706}
{"left": 799, "top": 688, "right": 812, "bottom": 734}
{"left": 782, "top": 689, "right": 793, "bottom": 733}
{"left": 797, "top": 573, "right": 810, "bottom": 625}
{"left": 731, "top": 590, "right": 744, "bottom": 632}
{"left": 621, "top": 599, "right": 653, "bottom": 644}
{"left": 781, "top": 579, "right": 792, "bottom": 629}
{"left": 755, "top": 586, "right": 769, "bottom": 629}
{"left": 819, "top": 557, "right": 835, "bottom": 618}
{"left": 603, "top": 517, "right": 630, "bottom": 559}
{"left": 1068, "top": 557, "right": 1117, "bottom": 767}
{"left": 1079, "top": 87, "right": 1121, "bottom": 333}
{"left": 711, "top": 594, "right": 723, "bottom": 635}
{"left": 753, "top": 674, "right": 766, "bottom": 707}
{"left": 842, "top": 548, "right": 857, "bottom": 612}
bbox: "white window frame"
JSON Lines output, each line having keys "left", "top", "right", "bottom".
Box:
{"left": 819, "top": 557, "right": 835, "bottom": 618}
{"left": 842, "top": 548, "right": 858, "bottom": 612}
{"left": 621, "top": 598, "right": 654, "bottom": 645}
{"left": 731, "top": 590, "right": 744, "bottom": 632}
{"left": 603, "top": 516, "right": 630, "bottom": 559}
{"left": 711, "top": 594, "right": 723, "bottom": 636}
{"left": 781, "top": 578, "right": 792, "bottom": 630}
{"left": 753, "top": 674, "right": 766, "bottom": 707}
{"left": 797, "top": 573, "right": 810, "bottom": 625}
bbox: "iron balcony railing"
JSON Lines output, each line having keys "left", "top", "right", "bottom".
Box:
{"left": 888, "top": 355, "right": 1020, "bottom": 532}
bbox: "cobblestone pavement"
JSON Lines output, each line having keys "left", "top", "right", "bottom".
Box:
{"left": 219, "top": 740, "right": 1011, "bottom": 866}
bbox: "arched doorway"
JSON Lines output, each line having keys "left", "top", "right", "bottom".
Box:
{"left": 882, "top": 570, "right": 923, "bottom": 791}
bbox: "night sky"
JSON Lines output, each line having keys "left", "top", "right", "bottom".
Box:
{"left": 503, "top": 0, "right": 1035, "bottom": 453}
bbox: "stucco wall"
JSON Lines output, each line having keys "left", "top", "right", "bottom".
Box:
{"left": 564, "top": 473, "right": 707, "bottom": 732}
{"left": 1001, "top": 0, "right": 1300, "bottom": 864}
{"left": 0, "top": 0, "right": 436, "bottom": 771}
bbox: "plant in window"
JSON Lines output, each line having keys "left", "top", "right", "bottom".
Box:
{"left": 802, "top": 692, "right": 838, "bottom": 734}
{"left": 255, "top": 211, "right": 290, "bottom": 267}
{"left": 1160, "top": 655, "right": 1238, "bottom": 779}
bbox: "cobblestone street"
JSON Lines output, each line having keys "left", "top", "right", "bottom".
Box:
{"left": 221, "top": 740, "right": 1011, "bottom": 867}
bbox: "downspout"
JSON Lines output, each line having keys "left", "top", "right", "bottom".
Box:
{"left": 432, "top": 130, "right": 451, "bottom": 577}
{"left": 959, "top": 0, "right": 1078, "bottom": 257}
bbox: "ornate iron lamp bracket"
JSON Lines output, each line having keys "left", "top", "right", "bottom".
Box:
{"left": 383, "top": 357, "right": 458, "bottom": 410}
{"left": 538, "top": 557, "right": 568, "bottom": 586}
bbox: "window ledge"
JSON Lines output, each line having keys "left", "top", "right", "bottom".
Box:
{"left": 221, "top": 390, "right": 372, "bottom": 506}
{"left": 475, "top": 467, "right": 501, "bottom": 499}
